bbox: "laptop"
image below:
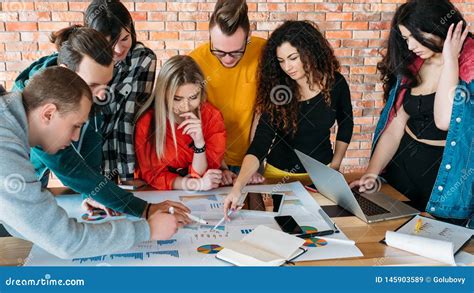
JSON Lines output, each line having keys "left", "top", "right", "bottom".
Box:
{"left": 295, "top": 150, "right": 419, "bottom": 223}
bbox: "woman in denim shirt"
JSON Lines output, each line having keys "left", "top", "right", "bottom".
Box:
{"left": 352, "top": 0, "right": 473, "bottom": 226}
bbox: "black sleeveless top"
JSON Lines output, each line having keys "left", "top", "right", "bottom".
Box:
{"left": 403, "top": 90, "right": 448, "bottom": 140}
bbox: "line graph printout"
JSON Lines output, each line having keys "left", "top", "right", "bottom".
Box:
{"left": 26, "top": 182, "right": 362, "bottom": 266}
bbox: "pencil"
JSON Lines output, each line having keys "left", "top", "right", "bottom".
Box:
{"left": 415, "top": 218, "right": 423, "bottom": 233}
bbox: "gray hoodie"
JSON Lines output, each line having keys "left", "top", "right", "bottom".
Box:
{"left": 0, "top": 92, "right": 150, "bottom": 259}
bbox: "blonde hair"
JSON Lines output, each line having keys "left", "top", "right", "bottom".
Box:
{"left": 140, "top": 55, "right": 207, "bottom": 160}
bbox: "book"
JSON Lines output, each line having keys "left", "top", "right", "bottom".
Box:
{"left": 216, "top": 225, "right": 306, "bottom": 266}
{"left": 384, "top": 215, "right": 473, "bottom": 265}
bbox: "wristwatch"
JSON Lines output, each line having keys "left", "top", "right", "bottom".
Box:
{"left": 193, "top": 144, "right": 206, "bottom": 154}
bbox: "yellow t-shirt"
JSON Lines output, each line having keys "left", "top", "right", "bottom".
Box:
{"left": 190, "top": 36, "right": 266, "bottom": 167}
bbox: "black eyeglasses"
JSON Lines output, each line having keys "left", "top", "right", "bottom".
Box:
{"left": 209, "top": 37, "right": 249, "bottom": 59}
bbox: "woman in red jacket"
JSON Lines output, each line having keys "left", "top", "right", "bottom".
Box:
{"left": 135, "top": 55, "right": 226, "bottom": 191}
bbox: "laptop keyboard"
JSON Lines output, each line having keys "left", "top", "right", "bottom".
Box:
{"left": 351, "top": 189, "right": 390, "bottom": 216}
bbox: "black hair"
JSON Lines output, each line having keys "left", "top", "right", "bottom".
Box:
{"left": 257, "top": 20, "right": 340, "bottom": 135}
{"left": 377, "top": 0, "right": 472, "bottom": 101}
{"left": 85, "top": 0, "right": 137, "bottom": 49}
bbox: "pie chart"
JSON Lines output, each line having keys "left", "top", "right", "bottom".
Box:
{"left": 197, "top": 244, "right": 223, "bottom": 254}
{"left": 300, "top": 226, "right": 318, "bottom": 234}
{"left": 303, "top": 238, "right": 328, "bottom": 247}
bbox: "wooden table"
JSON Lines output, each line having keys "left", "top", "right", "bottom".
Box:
{"left": 0, "top": 175, "right": 472, "bottom": 266}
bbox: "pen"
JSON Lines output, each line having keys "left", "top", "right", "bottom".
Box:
{"left": 211, "top": 210, "right": 233, "bottom": 231}
{"left": 415, "top": 218, "right": 423, "bottom": 233}
{"left": 211, "top": 194, "right": 246, "bottom": 231}
{"left": 318, "top": 209, "right": 339, "bottom": 233}
{"left": 297, "top": 229, "right": 335, "bottom": 238}
{"left": 168, "top": 207, "right": 208, "bottom": 225}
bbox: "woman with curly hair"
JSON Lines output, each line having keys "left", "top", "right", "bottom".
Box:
{"left": 224, "top": 20, "right": 354, "bottom": 213}
{"left": 351, "top": 0, "right": 473, "bottom": 225}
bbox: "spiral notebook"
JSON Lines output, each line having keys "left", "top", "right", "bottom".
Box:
{"left": 216, "top": 225, "right": 306, "bottom": 266}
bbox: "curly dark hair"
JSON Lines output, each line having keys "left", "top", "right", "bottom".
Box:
{"left": 377, "top": 0, "right": 472, "bottom": 102}
{"left": 256, "top": 20, "right": 340, "bottom": 135}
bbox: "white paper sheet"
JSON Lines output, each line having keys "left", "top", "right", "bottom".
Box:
{"left": 386, "top": 231, "right": 456, "bottom": 265}
{"left": 25, "top": 182, "right": 362, "bottom": 266}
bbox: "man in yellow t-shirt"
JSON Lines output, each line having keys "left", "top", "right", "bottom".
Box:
{"left": 190, "top": 0, "right": 266, "bottom": 183}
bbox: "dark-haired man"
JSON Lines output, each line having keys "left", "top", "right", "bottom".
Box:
{"left": 0, "top": 67, "right": 186, "bottom": 259}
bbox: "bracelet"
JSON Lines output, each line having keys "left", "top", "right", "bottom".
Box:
{"left": 193, "top": 144, "right": 206, "bottom": 153}
{"left": 145, "top": 203, "right": 152, "bottom": 219}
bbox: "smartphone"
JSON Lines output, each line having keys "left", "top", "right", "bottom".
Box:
{"left": 274, "top": 215, "right": 303, "bottom": 234}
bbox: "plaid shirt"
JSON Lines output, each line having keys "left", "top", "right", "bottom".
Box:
{"left": 101, "top": 43, "right": 157, "bottom": 181}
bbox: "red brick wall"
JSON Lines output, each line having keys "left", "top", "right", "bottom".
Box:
{"left": 1, "top": 0, "right": 473, "bottom": 173}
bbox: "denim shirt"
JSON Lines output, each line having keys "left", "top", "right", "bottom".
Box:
{"left": 373, "top": 47, "right": 474, "bottom": 221}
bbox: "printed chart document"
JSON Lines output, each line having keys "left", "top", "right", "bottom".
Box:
{"left": 385, "top": 215, "right": 473, "bottom": 265}
{"left": 216, "top": 225, "right": 305, "bottom": 266}
{"left": 26, "top": 182, "right": 362, "bottom": 266}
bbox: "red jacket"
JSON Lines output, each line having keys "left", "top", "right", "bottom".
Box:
{"left": 135, "top": 102, "right": 226, "bottom": 190}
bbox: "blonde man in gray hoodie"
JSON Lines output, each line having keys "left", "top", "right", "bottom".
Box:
{"left": 0, "top": 67, "right": 190, "bottom": 259}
